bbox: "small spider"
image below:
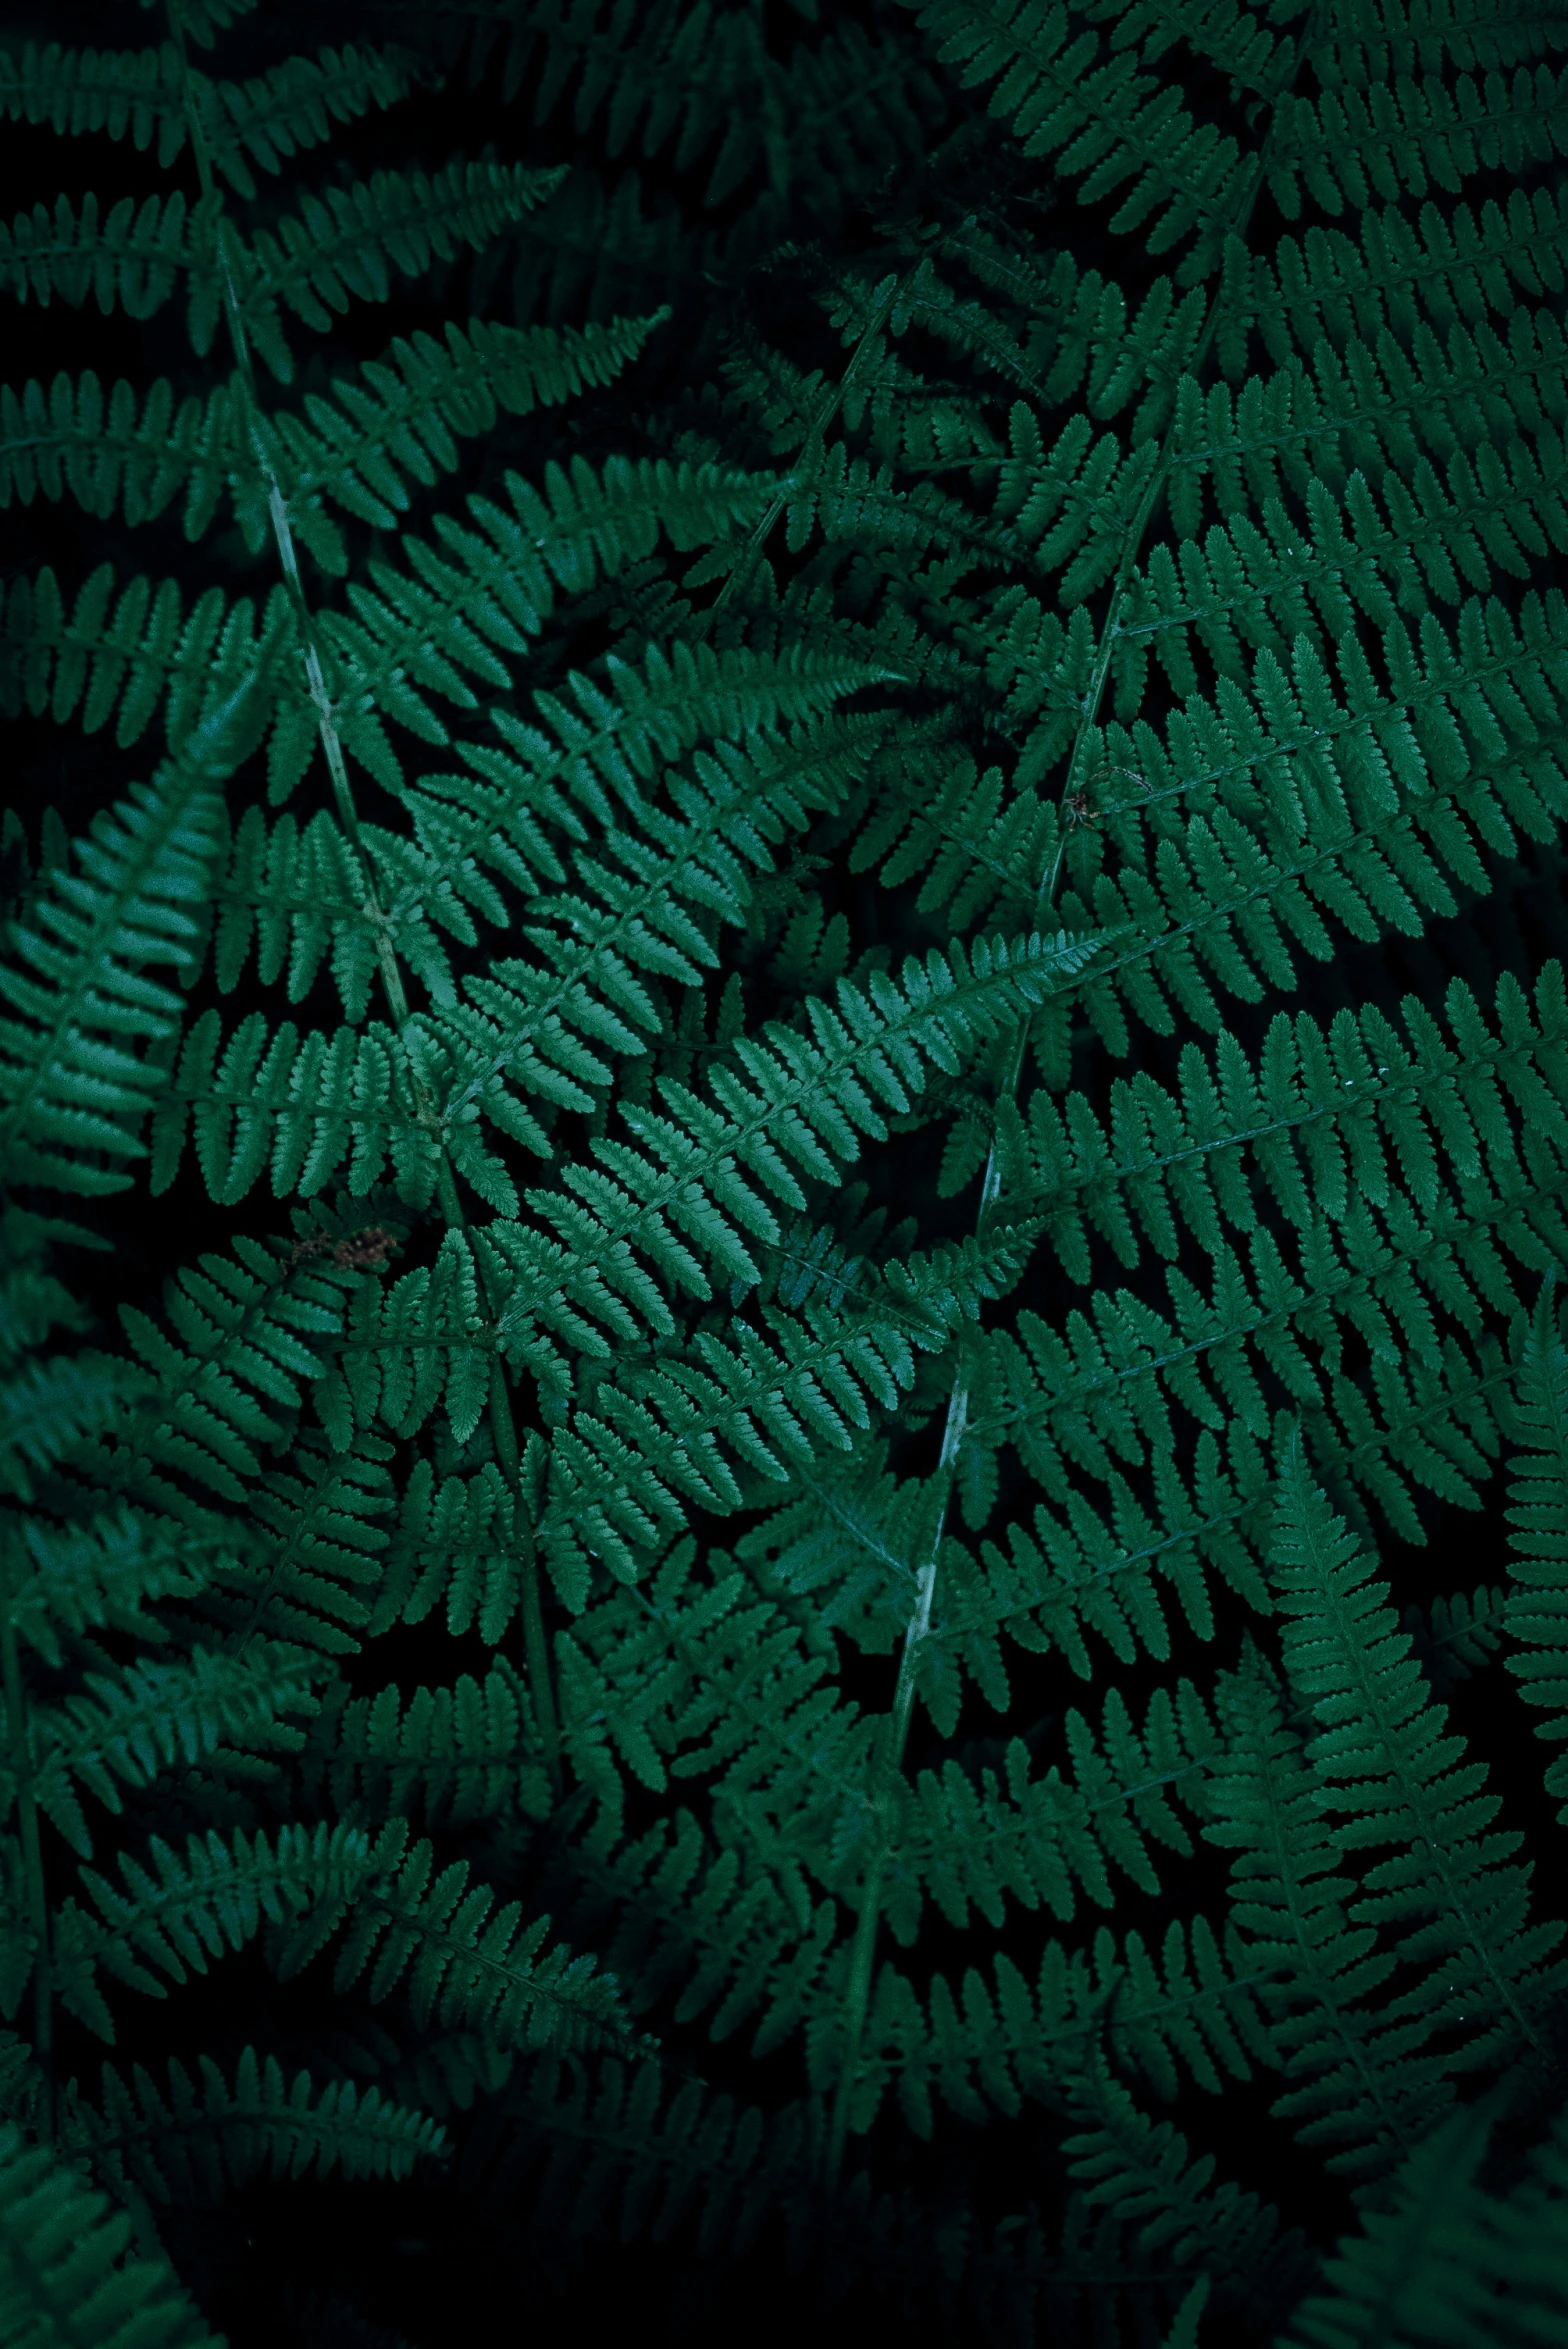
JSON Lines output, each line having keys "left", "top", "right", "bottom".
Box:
{"left": 1063, "top": 788, "right": 1100, "bottom": 829}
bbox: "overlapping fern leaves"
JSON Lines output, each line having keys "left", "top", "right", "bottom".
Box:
{"left": 4, "top": 0, "right": 1568, "bottom": 2343}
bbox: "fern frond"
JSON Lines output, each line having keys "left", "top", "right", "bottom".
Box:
{"left": 269, "top": 310, "right": 666, "bottom": 553}
{"left": 96, "top": 1237, "right": 358, "bottom": 1513}
{"left": 172, "top": 0, "right": 261, "bottom": 52}
{"left": 310, "top": 1662, "right": 545, "bottom": 1828}
{"left": 1204, "top": 1651, "right": 1455, "bottom": 2184}
{"left": 485, "top": 926, "right": 1101, "bottom": 1327}
{"left": 1267, "top": 1431, "right": 1567, "bottom": 2066}
{"left": 30, "top": 1645, "right": 314, "bottom": 1860}
{"left": 1055, "top": 2057, "right": 1312, "bottom": 2322}
{"left": 0, "top": 40, "right": 186, "bottom": 163}
{"left": 329, "top": 1233, "right": 978, "bottom": 1595}
{"left": 0, "top": 188, "right": 220, "bottom": 323}
{"left": 495, "top": 2049, "right": 1160, "bottom": 2326}
{"left": 1502, "top": 1281, "right": 1568, "bottom": 1820}
{"left": 936, "top": 220, "right": 1206, "bottom": 421}
{"left": 158, "top": 910, "right": 1092, "bottom": 1338}
{"left": 507, "top": 164, "right": 714, "bottom": 326}
{"left": 0, "top": 567, "right": 308, "bottom": 788}
{"left": 235, "top": 160, "right": 563, "bottom": 380}
{"left": 190, "top": 46, "right": 417, "bottom": 201}
{"left": 52, "top": 1820, "right": 370, "bottom": 2040}
{"left": 182, "top": 702, "right": 875, "bottom": 1104}
{"left": 1312, "top": 6, "right": 1568, "bottom": 81}
{"left": 275, "top": 1818, "right": 633, "bottom": 2053}
{"left": 853, "top": 740, "right": 1068, "bottom": 938}
{"left": 867, "top": 586, "right": 1568, "bottom": 1054}
{"left": 1092, "top": 0, "right": 1299, "bottom": 98}
{"left": 371, "top": 1455, "right": 523, "bottom": 1644}
{"left": 311, "top": 454, "right": 780, "bottom": 788}
{"left": 150, "top": 1013, "right": 461, "bottom": 1210}
{"left": 209, "top": 802, "right": 377, "bottom": 1018}
{"left": 493, "top": 2051, "right": 809, "bottom": 2257}
{"left": 1165, "top": 307, "right": 1568, "bottom": 546}
{"left": 0, "top": 42, "right": 411, "bottom": 195}
{"left": 534, "top": 1792, "right": 841, "bottom": 2050}
{"left": 990, "top": 962, "right": 1568, "bottom": 1291}
{"left": 498, "top": 1, "right": 938, "bottom": 214}
{"left": 1403, "top": 1581, "right": 1506, "bottom": 1701}
{"left": 7, "top": 1508, "right": 204, "bottom": 1668}
{"left": 554, "top": 1539, "right": 866, "bottom": 1827}
{"left": 0, "top": 2119, "right": 217, "bottom": 2348}
{"left": 1268, "top": 60, "right": 1568, "bottom": 227}
{"left": 1110, "top": 437, "right": 1568, "bottom": 723}
{"left": 0, "top": 1354, "right": 146, "bottom": 1505}
{"left": 0, "top": 721, "right": 241, "bottom": 1195}
{"left": 1278, "top": 2106, "right": 1520, "bottom": 2349}
{"left": 69, "top": 2045, "right": 446, "bottom": 2201}
{"left": 899, "top": 0, "right": 1252, "bottom": 275}
{"left": 0, "top": 370, "right": 241, "bottom": 534}
{"left": 1233, "top": 186, "right": 1568, "bottom": 383}
{"left": 1052, "top": 594, "right": 1568, "bottom": 1045}
{"left": 188, "top": 1427, "right": 394, "bottom": 1660}
{"left": 349, "top": 675, "right": 877, "bottom": 993}
{"left": 887, "top": 1677, "right": 1222, "bottom": 1940}
{"left": 869, "top": 1911, "right": 1274, "bottom": 2139}
{"left": 966, "top": 1102, "right": 1568, "bottom": 1567}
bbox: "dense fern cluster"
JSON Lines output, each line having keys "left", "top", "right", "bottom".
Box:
{"left": 4, "top": 0, "right": 1568, "bottom": 2341}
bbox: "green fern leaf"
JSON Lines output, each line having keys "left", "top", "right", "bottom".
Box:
{"left": 0, "top": 565, "right": 304, "bottom": 776}
{"left": 0, "top": 2119, "right": 217, "bottom": 2348}
{"left": 898, "top": 0, "right": 1253, "bottom": 272}
{"left": 1268, "top": 1430, "right": 1568, "bottom": 2065}
{"left": 269, "top": 310, "right": 668, "bottom": 548}
{"left": 100, "top": 1237, "right": 358, "bottom": 1512}
{"left": 68, "top": 2044, "right": 446, "bottom": 2201}
{"left": 30, "top": 1646, "right": 315, "bottom": 1860}
{"left": 1204, "top": 1648, "right": 1455, "bottom": 2183}
{"left": 310, "top": 1662, "right": 545, "bottom": 1829}
{"left": 53, "top": 1820, "right": 370, "bottom": 2040}
{"left": 0, "top": 188, "right": 220, "bottom": 324}
{"left": 0, "top": 39, "right": 411, "bottom": 195}
{"left": 0, "top": 720, "right": 243, "bottom": 1195}
{"left": 235, "top": 159, "right": 564, "bottom": 379}
{"left": 189, "top": 1427, "right": 394, "bottom": 1660}
{"left": 1502, "top": 1281, "right": 1568, "bottom": 1820}
{"left": 275, "top": 1817, "right": 633, "bottom": 2053}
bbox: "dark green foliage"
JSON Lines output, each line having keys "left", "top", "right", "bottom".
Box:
{"left": 3, "top": 0, "right": 1568, "bottom": 2342}
{"left": 0, "top": 2118, "right": 216, "bottom": 2348}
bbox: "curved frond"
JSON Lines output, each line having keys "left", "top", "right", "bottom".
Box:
{"left": 235, "top": 160, "right": 564, "bottom": 380}
{"left": 31, "top": 1646, "right": 314, "bottom": 1860}
{"left": 274, "top": 1818, "right": 634, "bottom": 2054}
{"left": 68, "top": 2045, "right": 446, "bottom": 2202}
